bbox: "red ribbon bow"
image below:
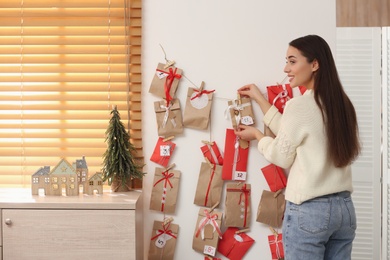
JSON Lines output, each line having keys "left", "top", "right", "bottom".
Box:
{"left": 156, "top": 67, "right": 181, "bottom": 106}
{"left": 195, "top": 209, "right": 222, "bottom": 239}
{"left": 150, "top": 222, "right": 177, "bottom": 241}
{"left": 204, "top": 164, "right": 216, "bottom": 207}
{"left": 191, "top": 89, "right": 215, "bottom": 100}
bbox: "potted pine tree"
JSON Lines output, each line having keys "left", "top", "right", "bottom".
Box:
{"left": 101, "top": 106, "right": 145, "bottom": 192}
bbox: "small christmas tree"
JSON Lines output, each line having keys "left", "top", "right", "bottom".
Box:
{"left": 102, "top": 106, "right": 145, "bottom": 191}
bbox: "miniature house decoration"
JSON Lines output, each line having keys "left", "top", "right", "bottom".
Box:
{"left": 31, "top": 156, "right": 104, "bottom": 196}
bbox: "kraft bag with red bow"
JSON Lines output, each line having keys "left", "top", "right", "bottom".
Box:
{"left": 256, "top": 189, "right": 286, "bottom": 228}
{"left": 194, "top": 161, "right": 223, "bottom": 208}
{"left": 221, "top": 128, "right": 249, "bottom": 181}
{"left": 226, "top": 94, "right": 255, "bottom": 129}
{"left": 148, "top": 220, "right": 179, "bottom": 260}
{"left": 261, "top": 163, "right": 287, "bottom": 192}
{"left": 200, "top": 141, "right": 223, "bottom": 166}
{"left": 217, "top": 227, "right": 255, "bottom": 260}
{"left": 150, "top": 166, "right": 181, "bottom": 214}
{"left": 224, "top": 182, "right": 251, "bottom": 228}
{"left": 150, "top": 137, "right": 176, "bottom": 167}
{"left": 192, "top": 208, "right": 223, "bottom": 257}
{"left": 154, "top": 98, "right": 184, "bottom": 137}
{"left": 149, "top": 63, "right": 183, "bottom": 99}
{"left": 183, "top": 83, "right": 215, "bottom": 130}
{"left": 268, "top": 228, "right": 285, "bottom": 260}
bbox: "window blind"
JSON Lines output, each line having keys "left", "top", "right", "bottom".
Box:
{"left": 0, "top": 0, "right": 143, "bottom": 188}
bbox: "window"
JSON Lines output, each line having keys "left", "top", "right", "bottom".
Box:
{"left": 0, "top": 0, "right": 142, "bottom": 188}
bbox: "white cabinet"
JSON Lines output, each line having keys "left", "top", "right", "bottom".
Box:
{"left": 0, "top": 190, "right": 142, "bottom": 260}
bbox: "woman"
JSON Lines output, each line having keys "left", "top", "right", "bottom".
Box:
{"left": 235, "top": 35, "right": 360, "bottom": 260}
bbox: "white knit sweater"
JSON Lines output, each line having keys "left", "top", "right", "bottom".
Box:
{"left": 258, "top": 89, "right": 353, "bottom": 204}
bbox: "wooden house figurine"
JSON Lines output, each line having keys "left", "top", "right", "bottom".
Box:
{"left": 32, "top": 158, "right": 79, "bottom": 196}
{"left": 31, "top": 166, "right": 51, "bottom": 195}
{"left": 84, "top": 172, "right": 104, "bottom": 195}
{"left": 74, "top": 156, "right": 88, "bottom": 192}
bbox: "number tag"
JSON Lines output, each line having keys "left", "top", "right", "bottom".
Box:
{"left": 156, "top": 71, "right": 168, "bottom": 79}
{"left": 233, "top": 171, "right": 247, "bottom": 181}
{"left": 203, "top": 245, "right": 216, "bottom": 256}
{"left": 160, "top": 145, "right": 170, "bottom": 156}
{"left": 241, "top": 116, "right": 254, "bottom": 125}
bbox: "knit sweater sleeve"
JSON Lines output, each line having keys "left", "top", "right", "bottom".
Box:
{"left": 258, "top": 97, "right": 307, "bottom": 168}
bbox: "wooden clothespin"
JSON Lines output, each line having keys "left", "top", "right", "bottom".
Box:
{"left": 235, "top": 228, "right": 250, "bottom": 234}
{"left": 274, "top": 189, "right": 283, "bottom": 198}
{"left": 208, "top": 201, "right": 219, "bottom": 213}
{"left": 201, "top": 140, "right": 214, "bottom": 145}
{"left": 204, "top": 157, "right": 214, "bottom": 169}
{"left": 164, "top": 60, "right": 175, "bottom": 69}
{"left": 269, "top": 226, "right": 278, "bottom": 236}
{"left": 164, "top": 163, "right": 175, "bottom": 172}
{"left": 236, "top": 93, "right": 242, "bottom": 105}
{"left": 199, "top": 81, "right": 205, "bottom": 91}
{"left": 163, "top": 135, "right": 175, "bottom": 142}
{"left": 163, "top": 217, "right": 174, "bottom": 226}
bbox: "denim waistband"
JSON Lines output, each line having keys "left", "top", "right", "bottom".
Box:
{"left": 319, "top": 191, "right": 351, "bottom": 199}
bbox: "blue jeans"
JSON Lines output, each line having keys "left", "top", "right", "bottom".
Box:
{"left": 282, "top": 191, "right": 356, "bottom": 260}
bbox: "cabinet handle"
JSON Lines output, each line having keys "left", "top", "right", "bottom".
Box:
{"left": 5, "top": 218, "right": 12, "bottom": 226}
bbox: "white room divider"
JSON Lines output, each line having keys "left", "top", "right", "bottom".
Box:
{"left": 336, "top": 27, "right": 382, "bottom": 260}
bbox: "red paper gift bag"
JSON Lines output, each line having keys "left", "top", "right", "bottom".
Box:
{"left": 267, "top": 83, "right": 307, "bottom": 114}
{"left": 261, "top": 164, "right": 287, "bottom": 192}
{"left": 222, "top": 129, "right": 249, "bottom": 181}
{"left": 267, "top": 84, "right": 293, "bottom": 113}
{"left": 150, "top": 137, "right": 176, "bottom": 167}
{"left": 201, "top": 141, "right": 223, "bottom": 165}
{"left": 268, "top": 232, "right": 285, "bottom": 260}
{"left": 218, "top": 227, "right": 255, "bottom": 260}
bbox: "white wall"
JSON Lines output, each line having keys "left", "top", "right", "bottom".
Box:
{"left": 141, "top": 1, "right": 336, "bottom": 259}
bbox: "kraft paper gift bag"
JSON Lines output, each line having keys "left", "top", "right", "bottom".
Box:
{"left": 256, "top": 189, "right": 286, "bottom": 228}
{"left": 268, "top": 231, "right": 285, "bottom": 260}
{"left": 183, "top": 85, "right": 215, "bottom": 130}
{"left": 221, "top": 128, "right": 249, "bottom": 181}
{"left": 194, "top": 162, "right": 223, "bottom": 208}
{"left": 226, "top": 95, "right": 255, "bottom": 129}
{"left": 150, "top": 167, "right": 181, "bottom": 214}
{"left": 200, "top": 141, "right": 223, "bottom": 166}
{"left": 192, "top": 208, "right": 223, "bottom": 257}
{"left": 217, "top": 227, "right": 255, "bottom": 260}
{"left": 261, "top": 164, "right": 287, "bottom": 192}
{"left": 150, "top": 137, "right": 176, "bottom": 167}
{"left": 148, "top": 220, "right": 179, "bottom": 260}
{"left": 224, "top": 183, "right": 251, "bottom": 228}
{"left": 154, "top": 98, "right": 184, "bottom": 137}
{"left": 149, "top": 63, "right": 183, "bottom": 99}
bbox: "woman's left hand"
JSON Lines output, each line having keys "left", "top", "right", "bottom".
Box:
{"left": 234, "top": 125, "right": 264, "bottom": 141}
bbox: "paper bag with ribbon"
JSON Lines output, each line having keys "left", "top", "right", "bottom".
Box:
{"left": 261, "top": 164, "right": 287, "bottom": 192}
{"left": 226, "top": 94, "right": 255, "bottom": 129}
{"left": 183, "top": 82, "right": 215, "bottom": 130}
{"left": 268, "top": 227, "right": 285, "bottom": 260}
{"left": 194, "top": 161, "right": 223, "bottom": 208}
{"left": 200, "top": 141, "right": 223, "bottom": 166}
{"left": 221, "top": 128, "right": 249, "bottom": 181}
{"left": 224, "top": 183, "right": 251, "bottom": 228}
{"left": 256, "top": 189, "right": 286, "bottom": 228}
{"left": 148, "top": 220, "right": 179, "bottom": 260}
{"left": 150, "top": 137, "right": 176, "bottom": 167}
{"left": 154, "top": 98, "right": 184, "bottom": 137}
{"left": 192, "top": 208, "right": 223, "bottom": 257}
{"left": 217, "top": 227, "right": 255, "bottom": 260}
{"left": 149, "top": 63, "right": 183, "bottom": 99}
{"left": 150, "top": 165, "right": 181, "bottom": 214}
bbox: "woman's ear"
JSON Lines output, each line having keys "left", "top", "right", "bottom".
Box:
{"left": 312, "top": 59, "right": 319, "bottom": 72}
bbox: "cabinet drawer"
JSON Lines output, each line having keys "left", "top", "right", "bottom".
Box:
{"left": 3, "top": 209, "right": 135, "bottom": 260}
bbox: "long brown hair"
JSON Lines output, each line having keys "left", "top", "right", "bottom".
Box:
{"left": 289, "top": 35, "right": 361, "bottom": 167}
